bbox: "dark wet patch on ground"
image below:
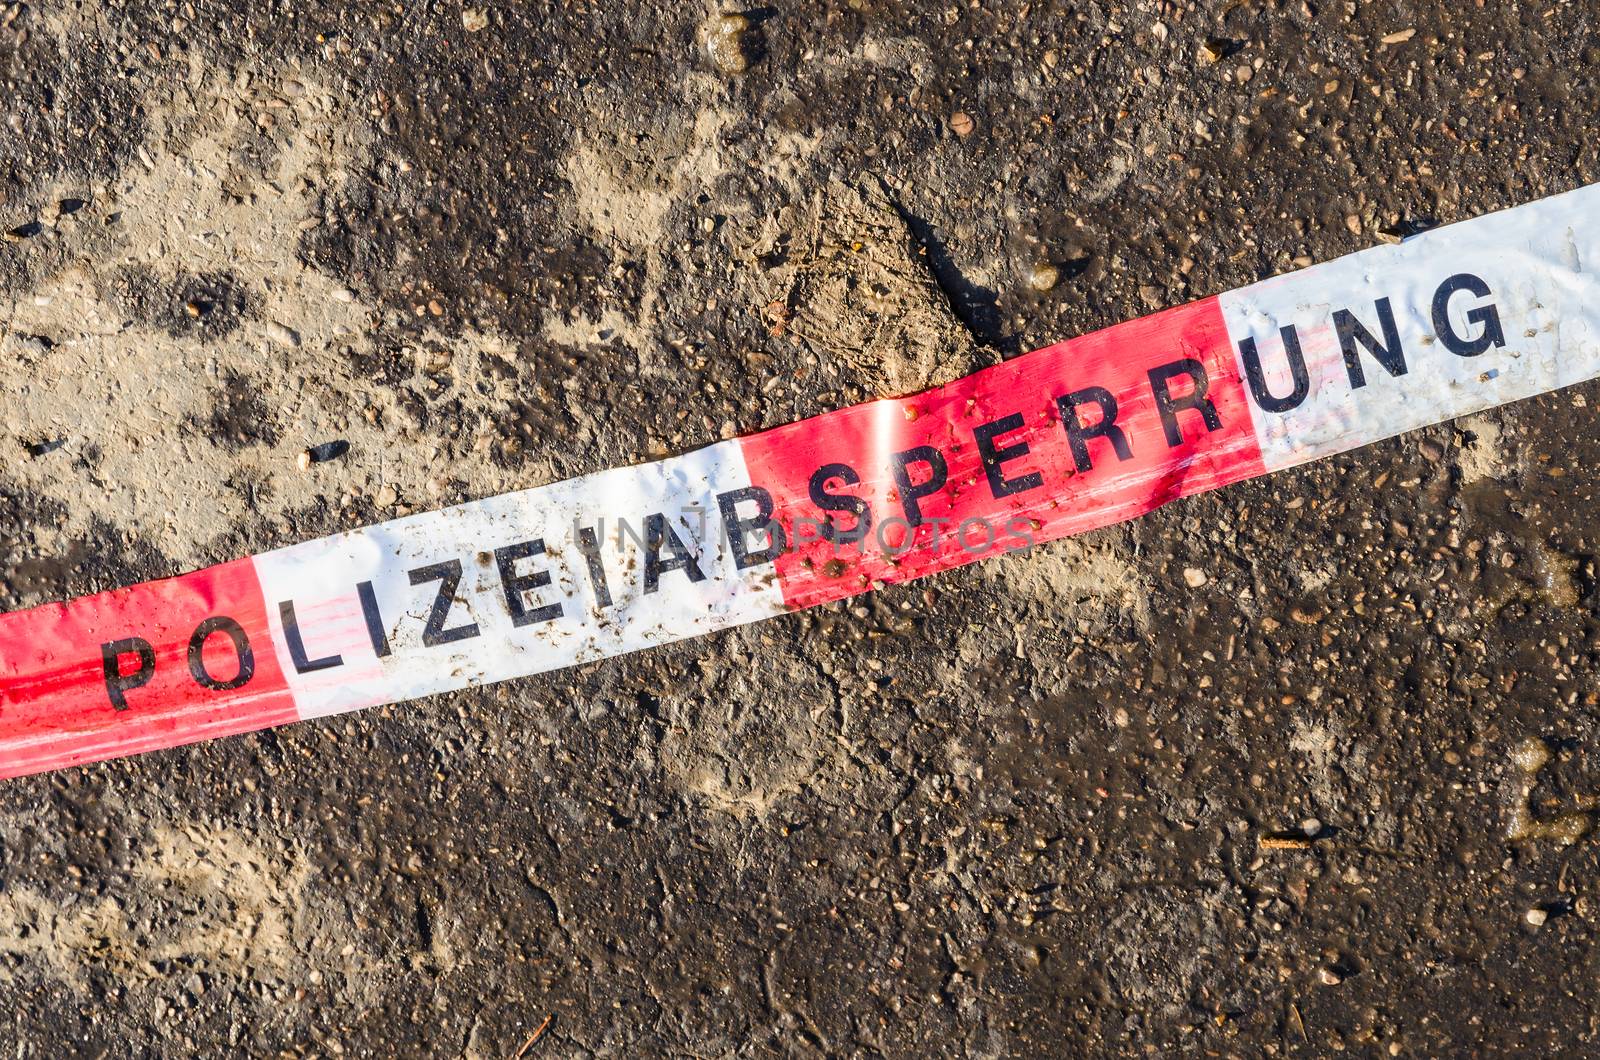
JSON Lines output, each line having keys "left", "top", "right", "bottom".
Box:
{"left": 0, "top": 484, "right": 176, "bottom": 610}
{"left": 181, "top": 368, "right": 280, "bottom": 452}
{"left": 107, "top": 265, "right": 252, "bottom": 341}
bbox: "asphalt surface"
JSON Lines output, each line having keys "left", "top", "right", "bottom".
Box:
{"left": 3, "top": 0, "right": 1600, "bottom": 1056}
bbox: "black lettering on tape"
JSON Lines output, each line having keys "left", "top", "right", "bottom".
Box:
{"left": 644, "top": 514, "right": 706, "bottom": 592}
{"left": 186, "top": 616, "right": 255, "bottom": 691}
{"left": 278, "top": 599, "right": 344, "bottom": 673}
{"left": 717, "top": 486, "right": 788, "bottom": 570}
{"left": 1058, "top": 387, "right": 1134, "bottom": 471}
{"left": 408, "top": 560, "right": 482, "bottom": 646}
{"left": 1239, "top": 326, "right": 1312, "bottom": 412}
{"left": 495, "top": 539, "right": 563, "bottom": 627}
{"left": 101, "top": 637, "right": 156, "bottom": 711}
{"left": 1432, "top": 273, "right": 1506, "bottom": 357}
{"left": 356, "top": 580, "right": 392, "bottom": 658}
{"left": 888, "top": 445, "right": 949, "bottom": 528}
{"left": 1148, "top": 359, "right": 1223, "bottom": 448}
{"left": 1335, "top": 297, "right": 1406, "bottom": 388}
{"left": 973, "top": 413, "right": 1044, "bottom": 499}
{"left": 808, "top": 463, "right": 872, "bottom": 543}
{"left": 575, "top": 525, "right": 614, "bottom": 608}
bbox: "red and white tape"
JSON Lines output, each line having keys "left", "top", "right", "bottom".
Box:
{"left": 4, "top": 183, "right": 1598, "bottom": 778}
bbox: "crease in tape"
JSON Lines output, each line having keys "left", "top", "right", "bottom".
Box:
{"left": 4, "top": 182, "right": 1600, "bottom": 778}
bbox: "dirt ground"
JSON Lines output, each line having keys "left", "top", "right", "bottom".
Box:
{"left": 3, "top": 0, "right": 1600, "bottom": 1055}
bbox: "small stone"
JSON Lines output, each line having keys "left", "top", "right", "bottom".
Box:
{"left": 1300, "top": 817, "right": 1323, "bottom": 837}
{"left": 1511, "top": 737, "right": 1550, "bottom": 774}
{"left": 1344, "top": 214, "right": 1363, "bottom": 236}
{"left": 375, "top": 484, "right": 399, "bottom": 507}
{"left": 266, "top": 321, "right": 301, "bottom": 346}
{"left": 1381, "top": 28, "right": 1417, "bottom": 45}
{"left": 948, "top": 111, "right": 975, "bottom": 137}
{"left": 306, "top": 440, "right": 351, "bottom": 464}
{"left": 296, "top": 449, "right": 313, "bottom": 472}
{"left": 12, "top": 334, "right": 49, "bottom": 361}
{"left": 1317, "top": 968, "right": 1343, "bottom": 986}
{"left": 1199, "top": 39, "right": 1226, "bottom": 64}
{"left": 184, "top": 300, "right": 203, "bottom": 318}
{"left": 461, "top": 8, "right": 488, "bottom": 32}
{"left": 1525, "top": 907, "right": 1548, "bottom": 927}
{"left": 762, "top": 299, "right": 790, "bottom": 335}
{"left": 1027, "top": 262, "right": 1060, "bottom": 292}
{"left": 1183, "top": 567, "right": 1208, "bottom": 588}
{"left": 1418, "top": 439, "right": 1444, "bottom": 461}
{"left": 4, "top": 221, "right": 41, "bottom": 242}
{"left": 704, "top": 13, "right": 750, "bottom": 75}
{"left": 1258, "top": 834, "right": 1311, "bottom": 851}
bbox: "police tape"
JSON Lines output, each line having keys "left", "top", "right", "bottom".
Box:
{"left": 3, "top": 182, "right": 1599, "bottom": 778}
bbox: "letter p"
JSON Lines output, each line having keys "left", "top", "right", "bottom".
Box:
{"left": 101, "top": 637, "right": 156, "bottom": 712}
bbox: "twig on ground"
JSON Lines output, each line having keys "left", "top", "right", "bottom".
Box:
{"left": 512, "top": 1014, "right": 553, "bottom": 1059}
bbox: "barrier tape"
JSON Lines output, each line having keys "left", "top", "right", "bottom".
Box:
{"left": 3, "top": 183, "right": 1599, "bottom": 778}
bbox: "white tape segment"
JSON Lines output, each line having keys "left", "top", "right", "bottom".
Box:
{"left": 3, "top": 182, "right": 1598, "bottom": 777}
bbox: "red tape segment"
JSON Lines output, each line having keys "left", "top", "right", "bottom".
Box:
{"left": 0, "top": 560, "right": 297, "bottom": 777}
{"left": 3, "top": 182, "right": 1599, "bottom": 777}
{"left": 744, "top": 295, "right": 1263, "bottom": 607}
